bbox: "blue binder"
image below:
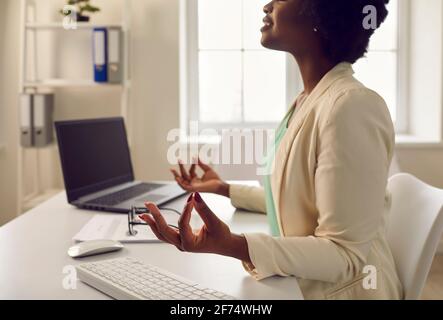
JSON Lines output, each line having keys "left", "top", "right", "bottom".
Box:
{"left": 93, "top": 28, "right": 108, "bottom": 83}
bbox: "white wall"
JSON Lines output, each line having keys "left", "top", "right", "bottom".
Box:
{"left": 1, "top": 0, "right": 443, "bottom": 226}
{"left": 408, "top": 0, "right": 442, "bottom": 141}
{"left": 0, "top": 0, "right": 4, "bottom": 147}
{"left": 0, "top": 0, "right": 20, "bottom": 225}
{"left": 130, "top": 0, "right": 181, "bottom": 182}
{"left": 396, "top": 147, "right": 443, "bottom": 189}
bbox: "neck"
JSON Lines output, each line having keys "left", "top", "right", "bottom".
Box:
{"left": 292, "top": 53, "right": 336, "bottom": 94}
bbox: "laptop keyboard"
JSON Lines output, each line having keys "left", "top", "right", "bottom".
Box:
{"left": 89, "top": 183, "right": 163, "bottom": 206}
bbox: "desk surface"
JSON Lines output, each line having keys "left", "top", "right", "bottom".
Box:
{"left": 0, "top": 191, "right": 303, "bottom": 300}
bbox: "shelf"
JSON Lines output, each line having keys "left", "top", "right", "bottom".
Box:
{"left": 24, "top": 79, "right": 128, "bottom": 89}
{"left": 18, "top": 0, "right": 132, "bottom": 214}
{"left": 25, "top": 22, "right": 123, "bottom": 30}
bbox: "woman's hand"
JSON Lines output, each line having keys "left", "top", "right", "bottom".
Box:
{"left": 139, "top": 192, "right": 252, "bottom": 264}
{"left": 170, "top": 158, "right": 230, "bottom": 197}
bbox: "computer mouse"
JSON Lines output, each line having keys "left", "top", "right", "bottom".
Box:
{"left": 68, "top": 240, "right": 124, "bottom": 258}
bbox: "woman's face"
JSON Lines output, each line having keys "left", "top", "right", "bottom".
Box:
{"left": 261, "top": 0, "right": 315, "bottom": 54}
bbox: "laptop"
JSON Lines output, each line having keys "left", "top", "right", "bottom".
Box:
{"left": 55, "top": 117, "right": 186, "bottom": 213}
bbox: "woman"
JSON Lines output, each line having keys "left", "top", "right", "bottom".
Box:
{"left": 140, "top": 0, "right": 403, "bottom": 299}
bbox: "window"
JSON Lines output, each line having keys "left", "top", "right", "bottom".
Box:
{"left": 181, "top": 0, "right": 297, "bottom": 130}
{"left": 181, "top": 0, "right": 403, "bottom": 132}
{"left": 354, "top": 0, "right": 405, "bottom": 131}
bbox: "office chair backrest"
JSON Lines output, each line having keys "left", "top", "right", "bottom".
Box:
{"left": 386, "top": 173, "right": 443, "bottom": 300}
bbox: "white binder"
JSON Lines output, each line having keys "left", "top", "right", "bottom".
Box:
{"left": 107, "top": 27, "right": 123, "bottom": 83}
{"left": 93, "top": 28, "right": 108, "bottom": 82}
{"left": 33, "top": 94, "right": 54, "bottom": 147}
{"left": 19, "top": 94, "right": 33, "bottom": 148}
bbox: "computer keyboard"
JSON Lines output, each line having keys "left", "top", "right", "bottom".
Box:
{"left": 89, "top": 183, "right": 162, "bottom": 206}
{"left": 76, "top": 257, "right": 236, "bottom": 300}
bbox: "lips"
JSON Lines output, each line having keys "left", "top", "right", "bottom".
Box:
{"left": 262, "top": 16, "right": 273, "bottom": 27}
{"left": 261, "top": 16, "right": 273, "bottom": 32}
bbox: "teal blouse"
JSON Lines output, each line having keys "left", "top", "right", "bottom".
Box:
{"left": 263, "top": 106, "right": 297, "bottom": 237}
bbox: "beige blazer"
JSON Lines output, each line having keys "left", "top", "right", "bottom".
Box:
{"left": 229, "top": 63, "right": 403, "bottom": 300}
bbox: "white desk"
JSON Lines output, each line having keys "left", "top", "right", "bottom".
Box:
{"left": 0, "top": 191, "right": 303, "bottom": 300}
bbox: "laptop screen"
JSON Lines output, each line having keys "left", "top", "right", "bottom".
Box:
{"left": 55, "top": 118, "right": 134, "bottom": 202}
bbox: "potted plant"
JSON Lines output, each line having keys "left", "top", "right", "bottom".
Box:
{"left": 60, "top": 0, "right": 100, "bottom": 22}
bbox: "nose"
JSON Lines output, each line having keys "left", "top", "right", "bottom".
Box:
{"left": 263, "top": 1, "right": 273, "bottom": 14}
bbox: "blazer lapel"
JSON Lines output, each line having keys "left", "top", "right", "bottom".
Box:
{"left": 270, "top": 63, "right": 355, "bottom": 235}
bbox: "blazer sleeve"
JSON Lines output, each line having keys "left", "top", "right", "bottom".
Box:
{"left": 229, "top": 184, "right": 267, "bottom": 214}
{"left": 242, "top": 89, "right": 395, "bottom": 283}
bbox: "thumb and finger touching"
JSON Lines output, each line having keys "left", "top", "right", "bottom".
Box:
{"left": 192, "top": 192, "right": 220, "bottom": 232}
{"left": 178, "top": 196, "right": 196, "bottom": 250}
{"left": 144, "top": 202, "right": 181, "bottom": 246}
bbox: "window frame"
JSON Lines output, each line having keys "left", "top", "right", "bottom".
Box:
{"left": 180, "top": 0, "right": 301, "bottom": 132}
{"left": 395, "top": 0, "right": 410, "bottom": 134}
{"left": 180, "top": 0, "right": 408, "bottom": 133}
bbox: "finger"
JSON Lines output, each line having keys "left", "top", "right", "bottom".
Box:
{"left": 186, "top": 192, "right": 194, "bottom": 203}
{"left": 171, "top": 170, "right": 193, "bottom": 190}
{"left": 198, "top": 158, "right": 211, "bottom": 172}
{"left": 178, "top": 200, "right": 195, "bottom": 250}
{"left": 145, "top": 203, "right": 181, "bottom": 246}
{"left": 175, "top": 177, "right": 195, "bottom": 192}
{"left": 189, "top": 164, "right": 197, "bottom": 179}
{"left": 193, "top": 192, "right": 220, "bottom": 231}
{"left": 186, "top": 180, "right": 212, "bottom": 192}
{"left": 172, "top": 169, "right": 192, "bottom": 190}
{"left": 145, "top": 203, "right": 178, "bottom": 235}
{"left": 170, "top": 169, "right": 180, "bottom": 179}
{"left": 178, "top": 160, "right": 191, "bottom": 182}
{"left": 139, "top": 214, "right": 169, "bottom": 243}
{"left": 143, "top": 214, "right": 185, "bottom": 252}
